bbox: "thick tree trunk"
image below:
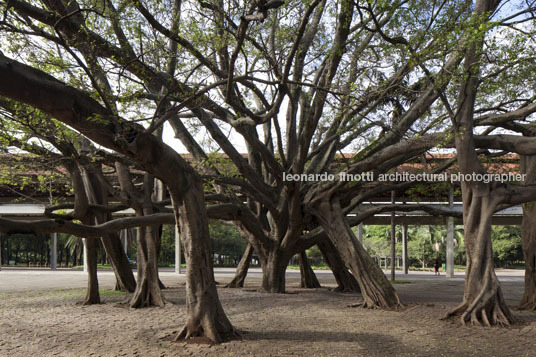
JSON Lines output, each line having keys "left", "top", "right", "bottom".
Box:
{"left": 445, "top": 187, "right": 513, "bottom": 326}
{"left": 225, "top": 243, "right": 254, "bottom": 288}
{"left": 317, "top": 239, "right": 360, "bottom": 293}
{"left": 172, "top": 183, "right": 238, "bottom": 343}
{"left": 520, "top": 155, "right": 536, "bottom": 310}
{"left": 521, "top": 206, "right": 536, "bottom": 310}
{"left": 447, "top": 0, "right": 510, "bottom": 326}
{"left": 311, "top": 197, "right": 401, "bottom": 309}
{"left": 130, "top": 225, "right": 165, "bottom": 308}
{"left": 260, "top": 249, "right": 290, "bottom": 293}
{"left": 233, "top": 218, "right": 290, "bottom": 293}
{"left": 83, "top": 237, "right": 100, "bottom": 305}
{"left": 299, "top": 251, "right": 321, "bottom": 288}
{"left": 0, "top": 57, "right": 235, "bottom": 340}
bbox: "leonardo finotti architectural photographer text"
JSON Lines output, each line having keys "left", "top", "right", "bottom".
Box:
{"left": 282, "top": 171, "right": 526, "bottom": 183}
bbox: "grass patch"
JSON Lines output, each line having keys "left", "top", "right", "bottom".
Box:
{"left": 48, "top": 288, "right": 126, "bottom": 298}
{"left": 391, "top": 280, "right": 411, "bottom": 284}
{"left": 287, "top": 265, "right": 330, "bottom": 270}
{"left": 51, "top": 288, "right": 86, "bottom": 298}
{"left": 99, "top": 289, "right": 127, "bottom": 296}
{"left": 72, "top": 264, "right": 115, "bottom": 270}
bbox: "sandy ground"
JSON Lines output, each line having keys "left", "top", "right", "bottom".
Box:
{"left": 1, "top": 268, "right": 536, "bottom": 356}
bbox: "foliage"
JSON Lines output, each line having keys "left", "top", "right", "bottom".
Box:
{"left": 361, "top": 223, "right": 522, "bottom": 269}
{"left": 306, "top": 246, "right": 323, "bottom": 260}
{"left": 157, "top": 223, "right": 246, "bottom": 266}
{"left": 491, "top": 226, "right": 523, "bottom": 267}
{"left": 158, "top": 225, "right": 176, "bottom": 266}
{"left": 209, "top": 223, "right": 246, "bottom": 257}
{"left": 361, "top": 225, "right": 391, "bottom": 257}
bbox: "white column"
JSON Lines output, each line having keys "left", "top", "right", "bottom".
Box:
{"left": 83, "top": 238, "right": 88, "bottom": 273}
{"left": 402, "top": 224, "right": 408, "bottom": 274}
{"left": 50, "top": 233, "right": 57, "bottom": 270}
{"left": 446, "top": 185, "right": 455, "bottom": 278}
{"left": 175, "top": 225, "right": 182, "bottom": 274}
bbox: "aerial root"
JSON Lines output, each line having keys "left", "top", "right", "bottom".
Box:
{"left": 446, "top": 299, "right": 512, "bottom": 327}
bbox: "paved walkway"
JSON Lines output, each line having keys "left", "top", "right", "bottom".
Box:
{"left": 0, "top": 266, "right": 525, "bottom": 293}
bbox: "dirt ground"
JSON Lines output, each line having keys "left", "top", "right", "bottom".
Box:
{"left": 1, "top": 270, "right": 536, "bottom": 356}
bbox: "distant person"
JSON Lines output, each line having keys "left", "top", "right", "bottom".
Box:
{"left": 434, "top": 259, "right": 440, "bottom": 276}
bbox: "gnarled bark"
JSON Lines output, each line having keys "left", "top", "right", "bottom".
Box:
{"left": 173, "top": 183, "right": 238, "bottom": 343}
{"left": 445, "top": 190, "right": 513, "bottom": 326}
{"left": 520, "top": 205, "right": 536, "bottom": 310}
{"left": 237, "top": 219, "right": 292, "bottom": 293}
{"left": 311, "top": 197, "right": 401, "bottom": 309}
{"left": 299, "top": 251, "right": 321, "bottom": 288}
{"left": 260, "top": 249, "right": 290, "bottom": 293}
{"left": 113, "top": 165, "right": 164, "bottom": 308}
{"left": 446, "top": 0, "right": 513, "bottom": 326}
{"left": 225, "top": 243, "right": 254, "bottom": 288}
{"left": 0, "top": 51, "right": 235, "bottom": 344}
{"left": 520, "top": 155, "right": 536, "bottom": 310}
{"left": 317, "top": 239, "right": 360, "bottom": 293}
{"left": 130, "top": 224, "right": 165, "bottom": 308}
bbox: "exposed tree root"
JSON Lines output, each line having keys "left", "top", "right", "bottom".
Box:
{"left": 347, "top": 299, "right": 396, "bottom": 310}
{"left": 130, "top": 275, "right": 165, "bottom": 308}
{"left": 444, "top": 285, "right": 514, "bottom": 327}
{"left": 518, "top": 300, "right": 536, "bottom": 311}
{"left": 347, "top": 301, "right": 377, "bottom": 309}
{"left": 175, "top": 317, "right": 241, "bottom": 344}
{"left": 439, "top": 181, "right": 514, "bottom": 327}
{"left": 519, "top": 274, "right": 536, "bottom": 311}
